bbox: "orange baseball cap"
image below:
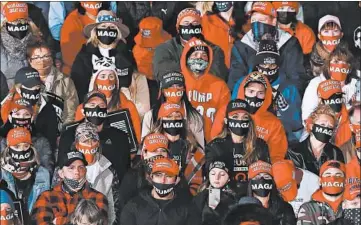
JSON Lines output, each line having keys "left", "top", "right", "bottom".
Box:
{"left": 80, "top": 1, "right": 102, "bottom": 16}
{"left": 319, "top": 160, "right": 346, "bottom": 177}
{"left": 158, "top": 103, "right": 185, "bottom": 119}
{"left": 248, "top": 160, "right": 272, "bottom": 180}
{"left": 251, "top": 2, "right": 277, "bottom": 18}
{"left": 272, "top": 160, "right": 298, "bottom": 201}
{"left": 142, "top": 133, "right": 169, "bottom": 152}
{"left": 343, "top": 182, "right": 361, "bottom": 201}
{"left": 152, "top": 157, "right": 179, "bottom": 176}
{"left": 9, "top": 98, "right": 33, "bottom": 114}
{"left": 317, "top": 80, "right": 342, "bottom": 100}
{"left": 272, "top": 1, "right": 299, "bottom": 13}
{"left": 134, "top": 17, "right": 172, "bottom": 48}
{"left": 7, "top": 127, "right": 32, "bottom": 146}
{"left": 3, "top": 2, "right": 28, "bottom": 22}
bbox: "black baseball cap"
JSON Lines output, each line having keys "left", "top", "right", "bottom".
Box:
{"left": 226, "top": 99, "right": 250, "bottom": 116}
{"left": 58, "top": 151, "right": 88, "bottom": 168}
{"left": 83, "top": 90, "right": 107, "bottom": 105}
{"left": 160, "top": 72, "right": 185, "bottom": 89}
{"left": 14, "top": 67, "right": 42, "bottom": 88}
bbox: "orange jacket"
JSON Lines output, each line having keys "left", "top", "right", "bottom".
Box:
{"left": 132, "top": 46, "right": 156, "bottom": 80}
{"left": 60, "top": 10, "right": 94, "bottom": 75}
{"left": 202, "top": 14, "right": 235, "bottom": 68}
{"left": 346, "top": 156, "right": 360, "bottom": 184}
{"left": 211, "top": 73, "right": 288, "bottom": 164}
{"left": 334, "top": 106, "right": 352, "bottom": 148}
{"left": 180, "top": 38, "right": 231, "bottom": 143}
{"left": 281, "top": 21, "right": 316, "bottom": 55}
{"left": 74, "top": 92, "right": 141, "bottom": 143}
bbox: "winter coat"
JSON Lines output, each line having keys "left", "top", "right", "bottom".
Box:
{"left": 180, "top": 38, "right": 231, "bottom": 143}
{"left": 1, "top": 166, "right": 50, "bottom": 213}
{"left": 228, "top": 29, "right": 306, "bottom": 93}
{"left": 287, "top": 136, "right": 345, "bottom": 176}
{"left": 232, "top": 74, "right": 303, "bottom": 145}
{"left": 153, "top": 36, "right": 229, "bottom": 81}
{"left": 121, "top": 72, "right": 150, "bottom": 119}
{"left": 31, "top": 182, "right": 108, "bottom": 225}
{"left": 211, "top": 72, "right": 288, "bottom": 163}
{"left": 71, "top": 42, "right": 134, "bottom": 102}
{"left": 0, "top": 71, "right": 9, "bottom": 104}
{"left": 297, "top": 190, "right": 343, "bottom": 225}
{"left": 346, "top": 156, "right": 360, "bottom": 183}
{"left": 120, "top": 190, "right": 201, "bottom": 225}
{"left": 268, "top": 196, "right": 297, "bottom": 225}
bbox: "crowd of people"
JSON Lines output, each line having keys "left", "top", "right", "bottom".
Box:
{"left": 0, "top": 1, "right": 360, "bottom": 225}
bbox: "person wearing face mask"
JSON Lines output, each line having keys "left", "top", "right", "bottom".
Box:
{"left": 142, "top": 71, "right": 204, "bottom": 148}
{"left": 53, "top": 122, "right": 120, "bottom": 225}
{"left": 153, "top": 7, "right": 228, "bottom": 81}
{"left": 297, "top": 160, "right": 346, "bottom": 224}
{"left": 212, "top": 71, "right": 288, "bottom": 164}
{"left": 58, "top": 91, "right": 131, "bottom": 183}
{"left": 272, "top": 2, "right": 315, "bottom": 55}
{"left": 180, "top": 38, "right": 230, "bottom": 143}
{"left": 228, "top": 1, "right": 306, "bottom": 93}
{"left": 153, "top": 102, "right": 205, "bottom": 196}
{"left": 193, "top": 159, "right": 237, "bottom": 225}
{"left": 0, "top": 128, "right": 50, "bottom": 224}
{"left": 288, "top": 105, "right": 344, "bottom": 175}
{"left": 120, "top": 157, "right": 201, "bottom": 225}
{"left": 247, "top": 160, "right": 296, "bottom": 225}
{"left": 206, "top": 99, "right": 270, "bottom": 198}
{"left": 31, "top": 150, "right": 109, "bottom": 225}
{"left": 0, "top": 189, "right": 22, "bottom": 225}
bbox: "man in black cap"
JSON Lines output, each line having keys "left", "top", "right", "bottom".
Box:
{"left": 13, "top": 66, "right": 42, "bottom": 107}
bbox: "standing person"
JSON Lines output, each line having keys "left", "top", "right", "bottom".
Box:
{"left": 31, "top": 151, "right": 108, "bottom": 225}
{"left": 288, "top": 105, "right": 344, "bottom": 175}
{"left": 120, "top": 157, "right": 201, "bottom": 225}
{"left": 206, "top": 99, "right": 270, "bottom": 197}
{"left": 297, "top": 160, "right": 346, "bottom": 224}
{"left": 180, "top": 38, "right": 230, "bottom": 143}
{"left": 153, "top": 7, "right": 228, "bottom": 81}
{"left": 0, "top": 128, "right": 50, "bottom": 224}
{"left": 227, "top": 1, "right": 306, "bottom": 93}
{"left": 70, "top": 199, "right": 108, "bottom": 225}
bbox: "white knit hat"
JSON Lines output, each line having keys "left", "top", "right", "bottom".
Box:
{"left": 318, "top": 15, "right": 341, "bottom": 32}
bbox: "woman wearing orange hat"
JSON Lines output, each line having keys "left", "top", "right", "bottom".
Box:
{"left": 0, "top": 127, "right": 50, "bottom": 223}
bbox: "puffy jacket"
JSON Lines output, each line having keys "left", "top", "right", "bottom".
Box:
{"left": 268, "top": 196, "right": 297, "bottom": 225}
{"left": 180, "top": 38, "right": 231, "bottom": 143}
{"left": 211, "top": 72, "right": 288, "bottom": 163}
{"left": 287, "top": 136, "right": 345, "bottom": 176}
{"left": 120, "top": 190, "right": 201, "bottom": 225}
{"left": 153, "top": 36, "right": 228, "bottom": 81}
{"left": 228, "top": 29, "right": 306, "bottom": 93}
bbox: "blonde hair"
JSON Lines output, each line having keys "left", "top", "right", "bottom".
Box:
{"left": 87, "top": 24, "right": 122, "bottom": 47}
{"left": 309, "top": 104, "right": 337, "bottom": 125}
{"left": 70, "top": 199, "right": 107, "bottom": 225}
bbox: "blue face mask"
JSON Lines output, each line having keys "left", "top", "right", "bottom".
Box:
{"left": 215, "top": 1, "right": 233, "bottom": 12}
{"left": 251, "top": 22, "right": 276, "bottom": 41}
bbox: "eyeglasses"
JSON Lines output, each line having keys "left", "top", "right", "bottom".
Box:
{"left": 30, "top": 55, "right": 52, "bottom": 63}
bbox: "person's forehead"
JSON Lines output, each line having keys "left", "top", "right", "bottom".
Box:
{"left": 32, "top": 47, "right": 51, "bottom": 55}
{"left": 180, "top": 15, "right": 200, "bottom": 23}
{"left": 14, "top": 108, "right": 32, "bottom": 114}
{"left": 251, "top": 12, "right": 271, "bottom": 20}
{"left": 190, "top": 50, "right": 207, "bottom": 56}
{"left": 87, "top": 96, "right": 105, "bottom": 104}
{"left": 246, "top": 82, "right": 265, "bottom": 91}
{"left": 210, "top": 168, "right": 226, "bottom": 174}
{"left": 322, "top": 167, "right": 343, "bottom": 175}
{"left": 67, "top": 159, "right": 85, "bottom": 167}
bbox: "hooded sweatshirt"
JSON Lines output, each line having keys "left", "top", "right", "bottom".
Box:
{"left": 180, "top": 38, "right": 231, "bottom": 143}
{"left": 211, "top": 72, "right": 288, "bottom": 163}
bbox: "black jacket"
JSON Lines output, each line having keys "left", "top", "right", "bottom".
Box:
{"left": 58, "top": 120, "right": 131, "bottom": 181}
{"left": 287, "top": 137, "right": 345, "bottom": 175}
{"left": 120, "top": 190, "right": 201, "bottom": 225}
{"left": 70, "top": 42, "right": 134, "bottom": 102}
{"left": 0, "top": 71, "right": 9, "bottom": 104}
{"left": 268, "top": 195, "right": 297, "bottom": 225}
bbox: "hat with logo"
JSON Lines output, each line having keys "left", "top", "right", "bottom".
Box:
{"left": 134, "top": 16, "right": 172, "bottom": 48}
{"left": 317, "top": 80, "right": 343, "bottom": 100}
{"left": 151, "top": 157, "right": 179, "bottom": 176}
{"left": 248, "top": 160, "right": 273, "bottom": 179}
{"left": 272, "top": 160, "right": 297, "bottom": 201}
{"left": 83, "top": 90, "right": 107, "bottom": 105}
{"left": 186, "top": 44, "right": 210, "bottom": 62}
{"left": 251, "top": 1, "right": 277, "bottom": 17}
{"left": 158, "top": 103, "right": 185, "bottom": 118}
{"left": 58, "top": 150, "right": 88, "bottom": 168}
{"left": 142, "top": 133, "right": 169, "bottom": 152}
{"left": 9, "top": 98, "right": 33, "bottom": 114}
{"left": 83, "top": 10, "right": 130, "bottom": 39}
{"left": 209, "top": 159, "right": 231, "bottom": 174}
{"left": 318, "top": 15, "right": 341, "bottom": 32}
{"left": 272, "top": 1, "right": 299, "bottom": 13}
{"left": 6, "top": 127, "right": 32, "bottom": 147}
{"left": 344, "top": 182, "right": 361, "bottom": 201}
{"left": 319, "top": 160, "right": 346, "bottom": 177}
{"left": 227, "top": 99, "right": 250, "bottom": 116}
{"left": 244, "top": 71, "right": 269, "bottom": 90}
{"left": 3, "top": 2, "right": 28, "bottom": 22}
{"left": 14, "top": 67, "right": 42, "bottom": 88}
{"left": 176, "top": 8, "right": 201, "bottom": 30}
{"left": 160, "top": 72, "right": 185, "bottom": 89}
{"left": 75, "top": 121, "right": 99, "bottom": 143}
{"left": 253, "top": 39, "right": 280, "bottom": 67}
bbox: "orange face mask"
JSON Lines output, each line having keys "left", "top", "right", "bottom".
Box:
{"left": 163, "top": 87, "right": 184, "bottom": 104}
{"left": 0, "top": 209, "right": 14, "bottom": 225}
{"left": 321, "top": 176, "right": 345, "bottom": 195}
{"left": 76, "top": 142, "right": 99, "bottom": 164}
{"left": 80, "top": 1, "right": 102, "bottom": 17}
{"left": 319, "top": 35, "right": 342, "bottom": 52}
{"left": 95, "top": 76, "right": 116, "bottom": 98}
{"left": 329, "top": 63, "right": 350, "bottom": 81}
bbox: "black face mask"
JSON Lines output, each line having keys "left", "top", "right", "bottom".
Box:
{"left": 251, "top": 22, "right": 276, "bottom": 41}
{"left": 277, "top": 11, "right": 296, "bottom": 25}
{"left": 344, "top": 208, "right": 361, "bottom": 224}
{"left": 11, "top": 117, "right": 32, "bottom": 129}
{"left": 152, "top": 181, "right": 176, "bottom": 197}
{"left": 178, "top": 24, "right": 203, "bottom": 41}
{"left": 312, "top": 124, "right": 333, "bottom": 143}
{"left": 6, "top": 22, "right": 29, "bottom": 39}
{"left": 143, "top": 155, "right": 165, "bottom": 174}
{"left": 20, "top": 87, "right": 40, "bottom": 106}
{"left": 215, "top": 1, "right": 233, "bottom": 12}
{"left": 9, "top": 147, "right": 33, "bottom": 162}
{"left": 257, "top": 66, "right": 279, "bottom": 83}
{"left": 96, "top": 27, "right": 118, "bottom": 45}
{"left": 323, "top": 93, "right": 343, "bottom": 113}
{"left": 84, "top": 106, "right": 107, "bottom": 126}
{"left": 245, "top": 96, "right": 264, "bottom": 114}
{"left": 227, "top": 118, "right": 249, "bottom": 136}
{"left": 250, "top": 177, "right": 273, "bottom": 197}
{"left": 162, "top": 119, "right": 183, "bottom": 136}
